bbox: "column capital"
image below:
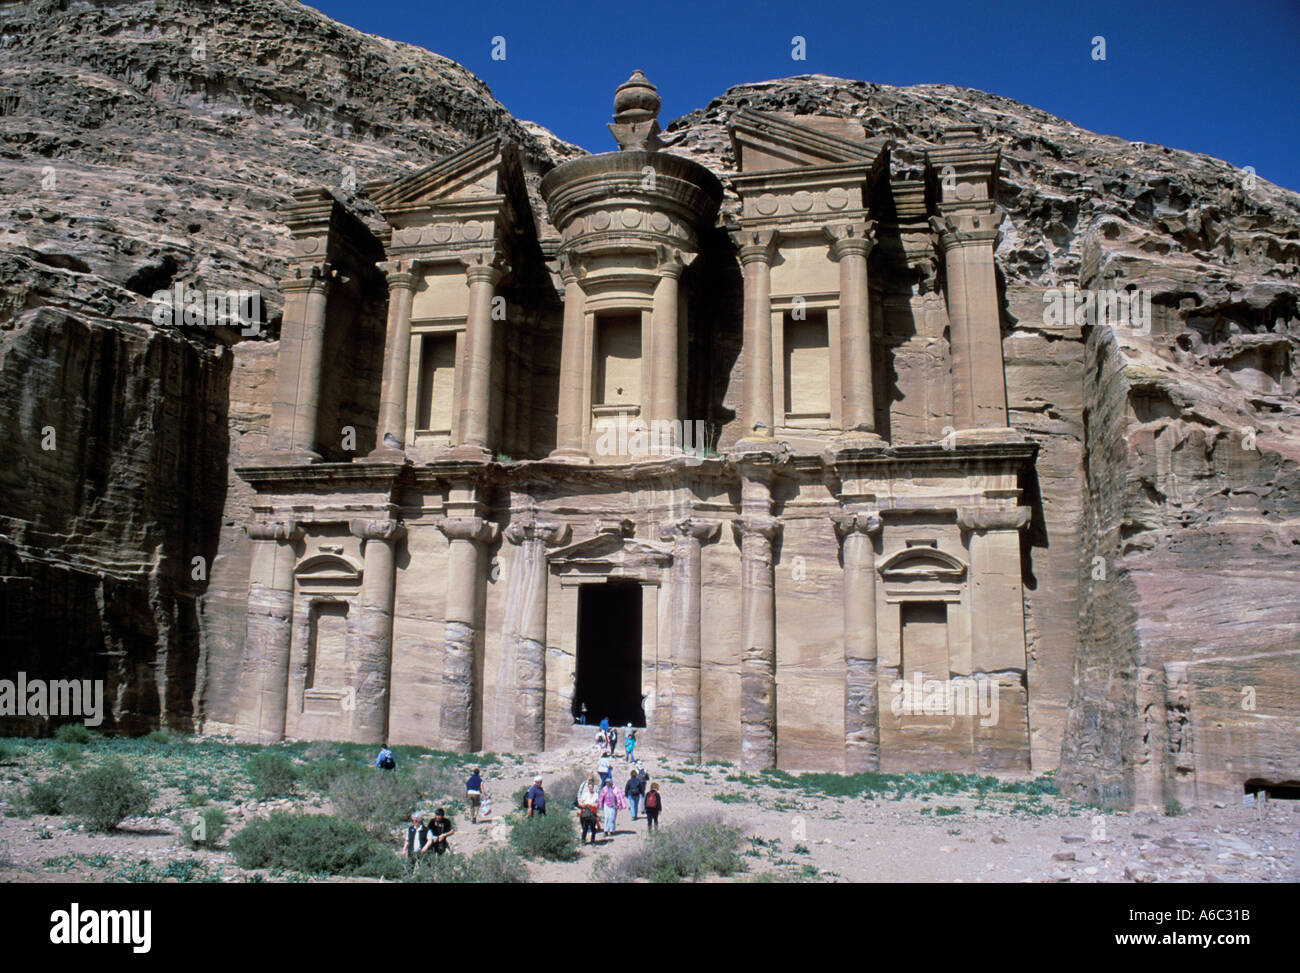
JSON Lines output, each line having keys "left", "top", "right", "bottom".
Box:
{"left": 826, "top": 220, "right": 877, "bottom": 260}
{"left": 348, "top": 518, "right": 407, "bottom": 543}
{"left": 929, "top": 209, "right": 1002, "bottom": 251}
{"left": 957, "top": 505, "right": 1030, "bottom": 532}
{"left": 377, "top": 258, "right": 418, "bottom": 291}
{"left": 831, "top": 509, "right": 882, "bottom": 539}
{"left": 280, "top": 261, "right": 335, "bottom": 294}
{"left": 731, "top": 513, "right": 781, "bottom": 543}
{"left": 439, "top": 515, "right": 499, "bottom": 545}
{"left": 654, "top": 245, "right": 696, "bottom": 279}
{"left": 246, "top": 520, "right": 304, "bottom": 543}
{"left": 462, "top": 251, "right": 505, "bottom": 286}
{"left": 557, "top": 251, "right": 588, "bottom": 285}
{"left": 730, "top": 227, "right": 778, "bottom": 265}
{"left": 659, "top": 517, "right": 721, "bottom": 545}
{"left": 504, "top": 514, "right": 570, "bottom": 548}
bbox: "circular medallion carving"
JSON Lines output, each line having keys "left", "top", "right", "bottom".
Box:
{"left": 591, "top": 210, "right": 612, "bottom": 231}
{"left": 756, "top": 193, "right": 779, "bottom": 216}
{"left": 956, "top": 183, "right": 975, "bottom": 201}
{"left": 826, "top": 187, "right": 849, "bottom": 210}
{"left": 432, "top": 223, "right": 452, "bottom": 243}
{"left": 791, "top": 191, "right": 814, "bottom": 213}
{"left": 621, "top": 208, "right": 641, "bottom": 228}
{"left": 462, "top": 221, "right": 483, "bottom": 241}
{"left": 650, "top": 212, "right": 670, "bottom": 232}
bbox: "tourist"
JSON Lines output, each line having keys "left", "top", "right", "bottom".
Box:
{"left": 374, "top": 743, "right": 396, "bottom": 770}
{"left": 643, "top": 781, "right": 662, "bottom": 832}
{"left": 465, "top": 766, "right": 483, "bottom": 823}
{"left": 596, "top": 751, "right": 612, "bottom": 788}
{"left": 635, "top": 764, "right": 649, "bottom": 796}
{"left": 403, "top": 811, "right": 431, "bottom": 868}
{"left": 428, "top": 807, "right": 454, "bottom": 855}
{"left": 526, "top": 775, "right": 547, "bottom": 816}
{"left": 624, "top": 725, "right": 636, "bottom": 764}
{"left": 624, "top": 768, "right": 644, "bottom": 819}
{"left": 598, "top": 776, "right": 619, "bottom": 837}
{"left": 599, "top": 717, "right": 611, "bottom": 754}
{"left": 577, "top": 775, "right": 601, "bottom": 845}
{"left": 607, "top": 724, "right": 619, "bottom": 757}
{"left": 480, "top": 788, "right": 493, "bottom": 819}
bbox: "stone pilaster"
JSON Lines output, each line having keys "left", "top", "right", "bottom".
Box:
{"left": 832, "top": 509, "right": 882, "bottom": 772}
{"left": 347, "top": 518, "right": 406, "bottom": 742}
{"left": 235, "top": 520, "right": 303, "bottom": 743}
{"left": 369, "top": 260, "right": 418, "bottom": 457}
{"left": 504, "top": 514, "right": 570, "bottom": 752}
{"left": 454, "top": 253, "right": 503, "bottom": 456}
{"left": 732, "top": 459, "right": 782, "bottom": 768}
{"left": 437, "top": 515, "right": 499, "bottom": 751}
{"left": 732, "top": 229, "right": 777, "bottom": 439}
{"left": 659, "top": 516, "right": 721, "bottom": 760}
{"left": 649, "top": 249, "right": 686, "bottom": 430}
{"left": 267, "top": 264, "right": 333, "bottom": 460}
{"left": 551, "top": 254, "right": 591, "bottom": 461}
{"left": 828, "top": 222, "right": 879, "bottom": 438}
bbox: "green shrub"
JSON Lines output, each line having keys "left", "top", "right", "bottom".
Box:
{"left": 301, "top": 758, "right": 347, "bottom": 794}
{"left": 1165, "top": 798, "right": 1184, "bottom": 817}
{"left": 509, "top": 809, "right": 579, "bottom": 862}
{"left": 302, "top": 742, "right": 339, "bottom": 762}
{"left": 0, "top": 740, "right": 17, "bottom": 762}
{"left": 145, "top": 730, "right": 172, "bottom": 745}
{"left": 178, "top": 806, "right": 228, "bottom": 849}
{"left": 407, "top": 845, "right": 530, "bottom": 883}
{"left": 22, "top": 775, "right": 73, "bottom": 815}
{"left": 596, "top": 815, "right": 744, "bottom": 883}
{"left": 329, "top": 766, "right": 422, "bottom": 837}
{"left": 51, "top": 744, "right": 85, "bottom": 766}
{"left": 65, "top": 759, "right": 151, "bottom": 832}
{"left": 246, "top": 751, "right": 298, "bottom": 799}
{"left": 53, "top": 724, "right": 92, "bottom": 744}
{"left": 228, "top": 812, "right": 401, "bottom": 879}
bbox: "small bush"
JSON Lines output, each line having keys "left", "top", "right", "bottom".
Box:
{"left": 329, "top": 766, "right": 421, "bottom": 837}
{"left": 22, "top": 775, "right": 73, "bottom": 815}
{"left": 302, "top": 742, "right": 339, "bottom": 762}
{"left": 596, "top": 815, "right": 744, "bottom": 883}
{"left": 301, "top": 758, "right": 347, "bottom": 794}
{"left": 178, "top": 806, "right": 228, "bottom": 849}
{"left": 407, "top": 845, "right": 530, "bottom": 884}
{"left": 514, "top": 770, "right": 586, "bottom": 812}
{"left": 145, "top": 730, "right": 172, "bottom": 745}
{"left": 1165, "top": 798, "right": 1184, "bottom": 817}
{"left": 228, "top": 812, "right": 400, "bottom": 878}
{"left": 246, "top": 752, "right": 298, "bottom": 799}
{"left": 53, "top": 724, "right": 92, "bottom": 744}
{"left": 509, "top": 810, "right": 580, "bottom": 862}
{"left": 51, "top": 744, "right": 85, "bottom": 766}
{"left": 0, "top": 740, "right": 17, "bottom": 761}
{"left": 65, "top": 759, "right": 151, "bottom": 832}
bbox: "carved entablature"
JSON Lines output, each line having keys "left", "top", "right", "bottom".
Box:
{"left": 547, "top": 529, "right": 673, "bottom": 585}
{"left": 924, "top": 125, "right": 1002, "bottom": 220}
{"left": 282, "top": 188, "right": 385, "bottom": 296}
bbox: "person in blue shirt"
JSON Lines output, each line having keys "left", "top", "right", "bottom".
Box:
{"left": 374, "top": 744, "right": 396, "bottom": 770}
{"left": 466, "top": 767, "right": 484, "bottom": 823}
{"left": 526, "top": 775, "right": 547, "bottom": 816}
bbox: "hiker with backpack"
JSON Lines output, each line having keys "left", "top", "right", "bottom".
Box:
{"left": 374, "top": 744, "right": 396, "bottom": 770}
{"left": 643, "top": 781, "right": 662, "bottom": 832}
{"left": 465, "top": 767, "right": 484, "bottom": 823}
{"left": 624, "top": 768, "right": 645, "bottom": 819}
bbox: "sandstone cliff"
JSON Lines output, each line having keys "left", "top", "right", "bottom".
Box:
{"left": 1, "top": 2, "right": 1295, "bottom": 805}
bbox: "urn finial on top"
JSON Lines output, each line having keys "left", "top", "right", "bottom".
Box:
{"left": 609, "top": 70, "right": 662, "bottom": 152}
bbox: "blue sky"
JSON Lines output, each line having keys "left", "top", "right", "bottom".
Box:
{"left": 308, "top": 0, "right": 1300, "bottom": 192}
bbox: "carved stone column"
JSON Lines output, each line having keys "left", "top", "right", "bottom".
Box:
{"left": 732, "top": 229, "right": 777, "bottom": 438}
{"left": 659, "top": 516, "right": 721, "bottom": 760}
{"left": 732, "top": 461, "right": 781, "bottom": 768}
{"left": 370, "top": 260, "right": 418, "bottom": 457}
{"left": 347, "top": 518, "right": 405, "bottom": 742}
{"left": 551, "top": 254, "right": 591, "bottom": 461}
{"left": 437, "top": 515, "right": 499, "bottom": 751}
{"left": 456, "top": 254, "right": 503, "bottom": 454}
{"left": 828, "top": 222, "right": 878, "bottom": 436}
{"left": 268, "top": 264, "right": 332, "bottom": 459}
{"left": 235, "top": 520, "right": 303, "bottom": 743}
{"left": 832, "top": 509, "right": 882, "bottom": 771}
{"left": 504, "top": 514, "right": 570, "bottom": 752}
{"left": 649, "top": 249, "right": 685, "bottom": 430}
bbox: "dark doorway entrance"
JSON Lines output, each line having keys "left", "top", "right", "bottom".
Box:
{"left": 573, "top": 580, "right": 644, "bottom": 727}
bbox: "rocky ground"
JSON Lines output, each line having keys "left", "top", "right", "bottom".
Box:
{"left": 1, "top": 738, "right": 1294, "bottom": 883}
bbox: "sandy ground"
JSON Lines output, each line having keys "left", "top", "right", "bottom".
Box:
{"left": 2, "top": 744, "right": 1296, "bottom": 883}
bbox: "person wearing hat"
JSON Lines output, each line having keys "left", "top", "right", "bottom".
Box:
{"left": 465, "top": 767, "right": 484, "bottom": 823}
{"left": 526, "top": 775, "right": 547, "bottom": 817}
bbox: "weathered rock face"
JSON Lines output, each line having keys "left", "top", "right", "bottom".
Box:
{"left": 1, "top": 5, "right": 1295, "bottom": 806}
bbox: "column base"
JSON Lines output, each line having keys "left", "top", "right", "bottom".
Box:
{"left": 365, "top": 444, "right": 410, "bottom": 462}
{"left": 545, "top": 447, "right": 593, "bottom": 465}
{"left": 833, "top": 429, "right": 886, "bottom": 449}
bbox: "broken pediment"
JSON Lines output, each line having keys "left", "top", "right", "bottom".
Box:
{"left": 728, "top": 107, "right": 883, "bottom": 174}
{"left": 547, "top": 530, "right": 672, "bottom": 582}
{"left": 366, "top": 135, "right": 532, "bottom": 228}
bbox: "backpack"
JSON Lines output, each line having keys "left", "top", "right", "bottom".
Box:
{"left": 645, "top": 789, "right": 659, "bottom": 810}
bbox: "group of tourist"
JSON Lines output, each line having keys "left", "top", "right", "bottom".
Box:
{"left": 390, "top": 722, "right": 667, "bottom": 866}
